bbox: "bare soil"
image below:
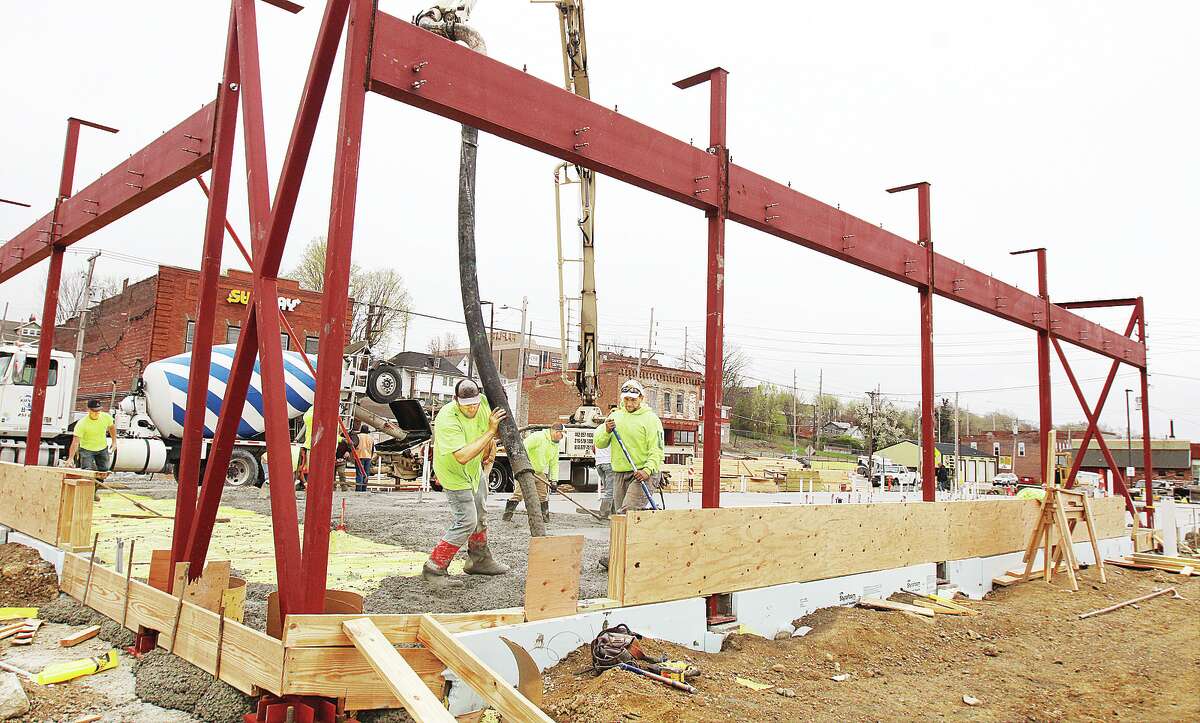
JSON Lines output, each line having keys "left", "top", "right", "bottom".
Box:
{"left": 0, "top": 542, "right": 60, "bottom": 606}
{"left": 543, "top": 566, "right": 1200, "bottom": 722}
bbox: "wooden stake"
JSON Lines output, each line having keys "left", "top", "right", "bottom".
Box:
{"left": 121, "top": 540, "right": 136, "bottom": 628}
{"left": 82, "top": 533, "right": 99, "bottom": 606}
{"left": 1078, "top": 587, "right": 1178, "bottom": 620}
{"left": 59, "top": 624, "right": 102, "bottom": 647}
{"left": 168, "top": 562, "right": 189, "bottom": 654}
{"left": 214, "top": 599, "right": 226, "bottom": 680}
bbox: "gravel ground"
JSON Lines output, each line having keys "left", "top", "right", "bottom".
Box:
{"left": 123, "top": 474, "right": 611, "bottom": 618}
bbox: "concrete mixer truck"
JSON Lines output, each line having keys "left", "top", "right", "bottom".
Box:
{"left": 0, "top": 340, "right": 429, "bottom": 486}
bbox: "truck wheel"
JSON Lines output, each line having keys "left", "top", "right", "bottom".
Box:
{"left": 488, "top": 461, "right": 513, "bottom": 493}
{"left": 366, "top": 365, "right": 403, "bottom": 404}
{"left": 226, "top": 449, "right": 259, "bottom": 488}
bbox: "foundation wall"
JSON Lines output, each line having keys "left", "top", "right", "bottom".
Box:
{"left": 609, "top": 497, "right": 1127, "bottom": 605}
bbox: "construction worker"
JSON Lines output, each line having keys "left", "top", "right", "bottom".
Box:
{"left": 502, "top": 424, "right": 563, "bottom": 523}
{"left": 595, "top": 380, "right": 663, "bottom": 514}
{"left": 423, "top": 379, "right": 510, "bottom": 587}
{"left": 67, "top": 399, "right": 118, "bottom": 471}
{"left": 297, "top": 406, "right": 314, "bottom": 491}
{"left": 596, "top": 404, "right": 617, "bottom": 518}
{"left": 354, "top": 423, "right": 375, "bottom": 491}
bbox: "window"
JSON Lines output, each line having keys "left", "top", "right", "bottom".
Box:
{"left": 1017, "top": 441, "right": 1026, "bottom": 457}
{"left": 676, "top": 394, "right": 684, "bottom": 413}
{"left": 305, "top": 336, "right": 320, "bottom": 354}
{"left": 280, "top": 333, "right": 291, "bottom": 351}
{"left": 674, "top": 430, "right": 696, "bottom": 446}
{"left": 0, "top": 354, "right": 58, "bottom": 386}
{"left": 225, "top": 324, "right": 241, "bottom": 344}
{"left": 993, "top": 442, "right": 1001, "bottom": 456}
{"left": 663, "top": 392, "right": 671, "bottom": 415}
{"left": 184, "top": 320, "right": 195, "bottom": 352}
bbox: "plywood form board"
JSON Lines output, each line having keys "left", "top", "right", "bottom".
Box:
{"left": 0, "top": 462, "right": 94, "bottom": 547}
{"left": 524, "top": 535, "right": 584, "bottom": 621}
{"left": 171, "top": 560, "right": 231, "bottom": 613}
{"left": 614, "top": 498, "right": 1126, "bottom": 605}
{"left": 58, "top": 478, "right": 96, "bottom": 551}
{"left": 283, "top": 645, "right": 446, "bottom": 708}
{"left": 417, "top": 615, "right": 554, "bottom": 723}
{"left": 282, "top": 610, "right": 526, "bottom": 648}
{"left": 59, "top": 553, "right": 283, "bottom": 695}
{"left": 341, "top": 618, "right": 456, "bottom": 720}
{"left": 607, "top": 514, "right": 626, "bottom": 602}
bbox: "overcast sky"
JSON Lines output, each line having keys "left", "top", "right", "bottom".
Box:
{"left": 1, "top": 1, "right": 1196, "bottom": 439}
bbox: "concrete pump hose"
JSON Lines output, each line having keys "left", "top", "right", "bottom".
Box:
{"left": 417, "top": 3, "right": 545, "bottom": 536}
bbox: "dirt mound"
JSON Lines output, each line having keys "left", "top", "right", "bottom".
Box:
{"left": 16, "top": 676, "right": 110, "bottom": 723}
{"left": 0, "top": 543, "right": 59, "bottom": 606}
{"left": 543, "top": 568, "right": 1200, "bottom": 722}
{"left": 133, "top": 649, "right": 254, "bottom": 722}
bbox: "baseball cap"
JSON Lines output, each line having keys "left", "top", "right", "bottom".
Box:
{"left": 86, "top": 399, "right": 103, "bottom": 410}
{"left": 455, "top": 379, "right": 482, "bottom": 406}
{"left": 619, "top": 380, "right": 645, "bottom": 399}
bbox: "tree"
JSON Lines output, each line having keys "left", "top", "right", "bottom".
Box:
{"left": 937, "top": 397, "right": 954, "bottom": 442}
{"left": 684, "top": 342, "right": 749, "bottom": 407}
{"left": 848, "top": 392, "right": 905, "bottom": 461}
{"left": 55, "top": 271, "right": 121, "bottom": 325}
{"left": 287, "top": 236, "right": 413, "bottom": 349}
{"left": 427, "top": 331, "right": 461, "bottom": 359}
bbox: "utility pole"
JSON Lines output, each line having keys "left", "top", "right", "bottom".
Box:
{"left": 791, "top": 369, "right": 798, "bottom": 454}
{"left": 1011, "top": 420, "right": 1019, "bottom": 478}
{"left": 954, "top": 391, "right": 961, "bottom": 493}
{"left": 812, "top": 369, "right": 822, "bottom": 452}
{"left": 515, "top": 297, "right": 529, "bottom": 426}
{"left": 635, "top": 306, "right": 655, "bottom": 379}
{"left": 682, "top": 326, "right": 688, "bottom": 370}
{"left": 72, "top": 251, "right": 100, "bottom": 406}
{"left": 1124, "top": 388, "right": 1133, "bottom": 478}
{"left": 866, "top": 386, "right": 880, "bottom": 477}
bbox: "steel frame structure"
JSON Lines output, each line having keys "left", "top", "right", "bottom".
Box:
{"left": 0, "top": 0, "right": 1155, "bottom": 627}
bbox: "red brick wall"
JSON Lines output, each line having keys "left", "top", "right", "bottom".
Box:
{"left": 962, "top": 431, "right": 1044, "bottom": 482}
{"left": 54, "top": 276, "right": 159, "bottom": 407}
{"left": 54, "top": 266, "right": 352, "bottom": 410}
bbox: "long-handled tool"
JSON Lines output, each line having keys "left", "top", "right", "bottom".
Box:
{"left": 536, "top": 473, "right": 605, "bottom": 521}
{"left": 610, "top": 427, "right": 659, "bottom": 511}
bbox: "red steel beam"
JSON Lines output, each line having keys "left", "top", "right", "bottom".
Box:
{"left": 365, "top": 12, "right": 1144, "bottom": 368}
{"left": 302, "top": 0, "right": 372, "bottom": 612}
{"left": 1011, "top": 248, "right": 1053, "bottom": 483}
{"left": 1057, "top": 298, "right": 1139, "bottom": 310}
{"left": 25, "top": 117, "right": 119, "bottom": 464}
{"left": 1052, "top": 337, "right": 1137, "bottom": 518}
{"left": 675, "top": 67, "right": 728, "bottom": 511}
{"left": 0, "top": 105, "right": 216, "bottom": 283}
{"left": 170, "top": 4, "right": 242, "bottom": 576}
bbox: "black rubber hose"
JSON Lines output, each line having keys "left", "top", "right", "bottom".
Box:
{"left": 457, "top": 123, "right": 547, "bottom": 537}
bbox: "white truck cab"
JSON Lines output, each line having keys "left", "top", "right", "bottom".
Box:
{"left": 0, "top": 344, "right": 77, "bottom": 464}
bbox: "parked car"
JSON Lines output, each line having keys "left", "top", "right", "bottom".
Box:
{"left": 993, "top": 472, "right": 1019, "bottom": 487}
{"left": 871, "top": 464, "right": 917, "bottom": 488}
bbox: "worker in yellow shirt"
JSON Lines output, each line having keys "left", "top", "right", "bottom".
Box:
{"left": 423, "top": 380, "right": 510, "bottom": 587}
{"left": 67, "top": 399, "right": 118, "bottom": 471}
{"left": 502, "top": 423, "right": 563, "bottom": 523}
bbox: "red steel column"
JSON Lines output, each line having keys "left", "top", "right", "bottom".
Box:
{"left": 301, "top": 0, "right": 372, "bottom": 612}
{"left": 675, "top": 68, "right": 728, "bottom": 510}
{"left": 1136, "top": 298, "right": 1154, "bottom": 526}
{"left": 170, "top": 4, "right": 241, "bottom": 572}
{"left": 1012, "top": 248, "right": 1052, "bottom": 483}
{"left": 888, "top": 182, "right": 934, "bottom": 500}
{"left": 25, "top": 117, "right": 117, "bottom": 464}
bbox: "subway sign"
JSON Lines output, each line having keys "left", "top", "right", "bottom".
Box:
{"left": 227, "top": 289, "right": 302, "bottom": 312}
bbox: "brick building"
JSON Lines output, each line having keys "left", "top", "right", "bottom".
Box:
{"left": 447, "top": 329, "right": 564, "bottom": 382}
{"left": 961, "top": 429, "right": 1052, "bottom": 482}
{"left": 524, "top": 352, "right": 702, "bottom": 465}
{"left": 53, "top": 266, "right": 349, "bottom": 409}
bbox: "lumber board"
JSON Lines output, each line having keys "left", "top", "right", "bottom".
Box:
{"left": 281, "top": 610, "right": 526, "bottom": 648}
{"left": 59, "top": 553, "right": 283, "bottom": 695}
{"left": 417, "top": 615, "right": 553, "bottom": 723}
{"left": 342, "top": 618, "right": 456, "bottom": 722}
{"left": 172, "top": 561, "right": 231, "bottom": 613}
{"left": 607, "top": 514, "right": 627, "bottom": 602}
{"left": 58, "top": 624, "right": 101, "bottom": 647}
{"left": 613, "top": 497, "right": 1126, "bottom": 606}
{"left": 524, "top": 535, "right": 583, "bottom": 622}
{"left": 858, "top": 597, "right": 935, "bottom": 617}
{"left": 0, "top": 462, "right": 94, "bottom": 548}
{"left": 283, "top": 645, "right": 445, "bottom": 706}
